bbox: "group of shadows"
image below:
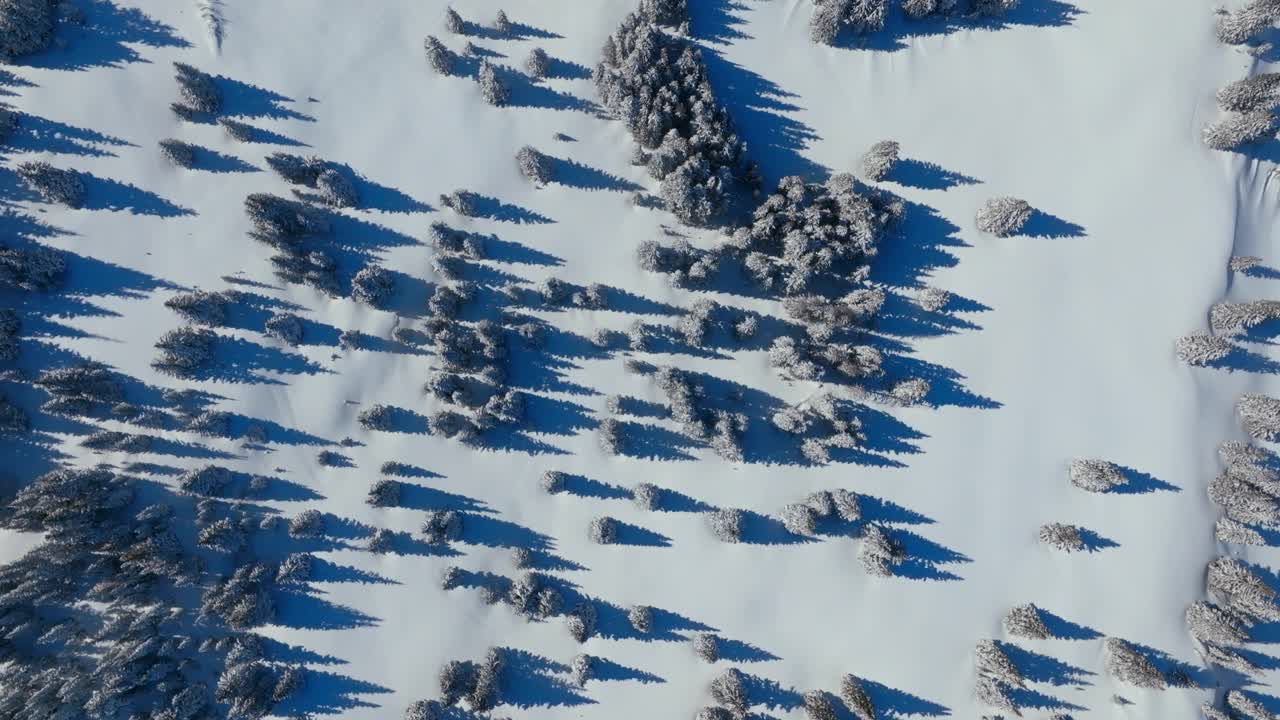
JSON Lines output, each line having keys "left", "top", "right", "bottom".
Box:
{"left": 3, "top": 1, "right": 1247, "bottom": 719}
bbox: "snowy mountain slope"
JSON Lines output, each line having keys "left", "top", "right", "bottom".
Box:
{"left": 0, "top": 0, "right": 1275, "bottom": 718}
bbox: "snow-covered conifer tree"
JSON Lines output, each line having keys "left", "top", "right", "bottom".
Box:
{"left": 524, "top": 47, "right": 550, "bottom": 78}
{"left": 159, "top": 138, "right": 197, "bottom": 168}
{"left": 975, "top": 197, "right": 1033, "bottom": 236}
{"left": 693, "top": 632, "right": 720, "bottom": 662}
{"left": 0, "top": 0, "right": 59, "bottom": 62}
{"left": 478, "top": 61, "right": 510, "bottom": 106}
{"left": 517, "top": 145, "right": 553, "bottom": 184}
{"left": 17, "top": 161, "right": 83, "bottom": 207}
{"left": 424, "top": 35, "right": 454, "bottom": 75}
{"left": 1103, "top": 637, "right": 1165, "bottom": 689}
{"left": 173, "top": 62, "right": 222, "bottom": 114}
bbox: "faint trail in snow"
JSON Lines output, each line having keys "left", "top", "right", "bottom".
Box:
{"left": 197, "top": 0, "right": 226, "bottom": 54}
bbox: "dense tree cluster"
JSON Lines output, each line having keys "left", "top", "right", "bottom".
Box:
{"left": 35, "top": 362, "right": 123, "bottom": 416}
{"left": 594, "top": 8, "right": 759, "bottom": 225}
{"left": 731, "top": 174, "right": 899, "bottom": 295}
{"left": 810, "top": 0, "right": 887, "bottom": 45}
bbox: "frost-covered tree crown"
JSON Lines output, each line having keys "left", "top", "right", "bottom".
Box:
{"left": 975, "top": 196, "right": 1033, "bottom": 236}
{"left": 17, "top": 161, "right": 84, "bottom": 208}
{"left": 0, "top": 0, "right": 58, "bottom": 63}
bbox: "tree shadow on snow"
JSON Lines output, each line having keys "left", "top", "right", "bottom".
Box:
{"left": 24, "top": 0, "right": 190, "bottom": 72}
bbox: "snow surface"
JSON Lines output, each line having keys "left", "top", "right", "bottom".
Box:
{"left": 1, "top": 0, "right": 1276, "bottom": 717}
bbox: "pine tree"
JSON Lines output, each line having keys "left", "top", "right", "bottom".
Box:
{"left": 17, "top": 161, "right": 84, "bottom": 207}
{"left": 975, "top": 196, "right": 1033, "bottom": 236}
{"left": 478, "top": 61, "right": 509, "bottom": 106}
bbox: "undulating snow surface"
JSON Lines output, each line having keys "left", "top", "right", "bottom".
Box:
{"left": 0, "top": 0, "right": 1276, "bottom": 718}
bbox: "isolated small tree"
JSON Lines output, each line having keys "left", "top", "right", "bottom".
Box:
{"left": 478, "top": 61, "right": 510, "bottom": 106}
{"left": 265, "top": 312, "right": 304, "bottom": 346}
{"left": 709, "top": 508, "right": 743, "bottom": 542}
{"left": 444, "top": 6, "right": 466, "bottom": 34}
{"left": 860, "top": 140, "right": 899, "bottom": 181}
{"left": 165, "top": 289, "right": 228, "bottom": 326}
{"left": 598, "top": 417, "right": 624, "bottom": 455}
{"left": 975, "top": 197, "right": 1033, "bottom": 237}
{"left": 367, "top": 478, "right": 401, "bottom": 508}
{"left": 524, "top": 47, "right": 550, "bottom": 78}
{"left": 516, "top": 145, "right": 553, "bottom": 184}
{"left": 696, "top": 707, "right": 734, "bottom": 720}
{"left": 859, "top": 523, "right": 902, "bottom": 576}
{"left": 693, "top": 633, "right": 720, "bottom": 662}
{"left": 839, "top": 675, "right": 875, "bottom": 720}
{"left": 633, "top": 482, "right": 661, "bottom": 510}
{"left": 17, "top": 161, "right": 84, "bottom": 207}
{"left": 1003, "top": 603, "right": 1051, "bottom": 639}
{"left": 1103, "top": 637, "right": 1165, "bottom": 689}
{"left": 803, "top": 691, "right": 839, "bottom": 720}
{"left": 540, "top": 469, "right": 567, "bottom": 493}
{"left": 159, "top": 138, "right": 196, "bottom": 168}
{"left": 711, "top": 668, "right": 749, "bottom": 717}
{"left": 588, "top": 515, "right": 618, "bottom": 544}
{"left": 1176, "top": 334, "right": 1233, "bottom": 366}
{"left": 1039, "top": 522, "right": 1084, "bottom": 552}
{"left": 1068, "top": 458, "right": 1125, "bottom": 492}
{"left": 628, "top": 604, "right": 653, "bottom": 633}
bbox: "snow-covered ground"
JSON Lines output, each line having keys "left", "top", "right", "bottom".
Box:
{"left": 0, "top": 0, "right": 1276, "bottom": 718}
